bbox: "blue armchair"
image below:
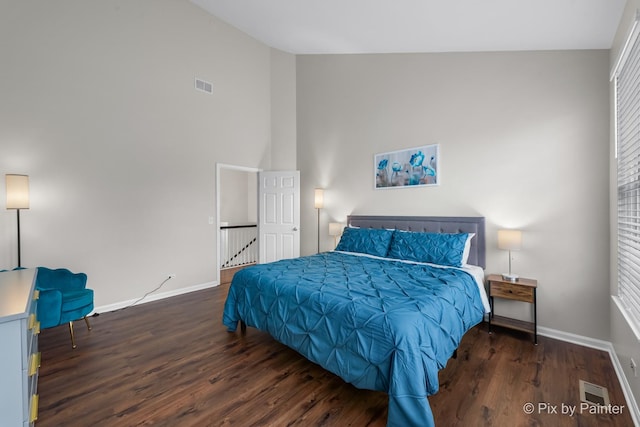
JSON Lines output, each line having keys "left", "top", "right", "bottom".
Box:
{"left": 35, "top": 267, "right": 94, "bottom": 349}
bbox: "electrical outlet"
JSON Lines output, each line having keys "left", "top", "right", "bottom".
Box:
{"left": 631, "top": 358, "right": 637, "bottom": 377}
{"left": 168, "top": 274, "right": 176, "bottom": 279}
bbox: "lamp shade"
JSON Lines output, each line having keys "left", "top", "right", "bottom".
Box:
{"left": 329, "top": 222, "right": 344, "bottom": 236}
{"left": 6, "top": 174, "right": 29, "bottom": 209}
{"left": 314, "top": 188, "right": 324, "bottom": 209}
{"left": 498, "top": 229, "right": 522, "bottom": 251}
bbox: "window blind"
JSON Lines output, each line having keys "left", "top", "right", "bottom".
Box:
{"left": 616, "top": 15, "right": 640, "bottom": 329}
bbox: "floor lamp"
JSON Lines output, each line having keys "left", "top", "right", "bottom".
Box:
{"left": 6, "top": 174, "right": 30, "bottom": 268}
{"left": 314, "top": 188, "right": 324, "bottom": 253}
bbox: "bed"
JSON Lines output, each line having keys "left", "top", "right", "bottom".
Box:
{"left": 222, "top": 215, "right": 489, "bottom": 427}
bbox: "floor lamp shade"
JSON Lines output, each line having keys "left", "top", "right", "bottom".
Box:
{"left": 314, "top": 188, "right": 324, "bottom": 209}
{"left": 6, "top": 174, "right": 30, "bottom": 209}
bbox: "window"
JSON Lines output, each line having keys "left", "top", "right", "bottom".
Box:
{"left": 615, "top": 14, "right": 640, "bottom": 334}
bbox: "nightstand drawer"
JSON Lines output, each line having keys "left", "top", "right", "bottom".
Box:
{"left": 490, "top": 282, "right": 534, "bottom": 303}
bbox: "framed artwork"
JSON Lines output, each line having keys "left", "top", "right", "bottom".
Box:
{"left": 375, "top": 144, "right": 439, "bottom": 189}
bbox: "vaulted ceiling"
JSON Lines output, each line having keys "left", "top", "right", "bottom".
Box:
{"left": 191, "top": 0, "right": 626, "bottom": 54}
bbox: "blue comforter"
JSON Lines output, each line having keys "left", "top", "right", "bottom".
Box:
{"left": 223, "top": 251, "right": 485, "bottom": 426}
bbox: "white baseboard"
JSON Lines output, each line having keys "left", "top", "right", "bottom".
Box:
{"left": 92, "top": 280, "right": 219, "bottom": 314}
{"left": 538, "top": 326, "right": 612, "bottom": 352}
{"left": 539, "top": 326, "right": 640, "bottom": 426}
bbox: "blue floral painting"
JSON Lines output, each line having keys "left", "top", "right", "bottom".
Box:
{"left": 375, "top": 144, "right": 439, "bottom": 189}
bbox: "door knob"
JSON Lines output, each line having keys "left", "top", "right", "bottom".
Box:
{"left": 292, "top": 227, "right": 299, "bottom": 231}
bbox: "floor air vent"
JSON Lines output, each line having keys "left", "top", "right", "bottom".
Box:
{"left": 579, "top": 380, "right": 610, "bottom": 406}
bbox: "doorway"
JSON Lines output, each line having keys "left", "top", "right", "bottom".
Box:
{"left": 216, "top": 164, "right": 301, "bottom": 285}
{"left": 216, "top": 164, "right": 259, "bottom": 285}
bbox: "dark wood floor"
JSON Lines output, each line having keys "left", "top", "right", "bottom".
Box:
{"left": 36, "top": 281, "right": 634, "bottom": 427}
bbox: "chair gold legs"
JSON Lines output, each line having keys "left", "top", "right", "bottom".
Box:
{"left": 69, "top": 321, "right": 77, "bottom": 349}
{"left": 69, "top": 316, "right": 92, "bottom": 349}
{"left": 83, "top": 315, "right": 92, "bottom": 331}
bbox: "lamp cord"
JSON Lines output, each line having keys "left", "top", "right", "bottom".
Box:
{"left": 117, "top": 276, "right": 173, "bottom": 311}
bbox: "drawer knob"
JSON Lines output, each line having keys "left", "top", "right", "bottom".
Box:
{"left": 30, "top": 394, "right": 39, "bottom": 422}
{"left": 28, "top": 313, "right": 36, "bottom": 329}
{"left": 29, "top": 352, "right": 41, "bottom": 376}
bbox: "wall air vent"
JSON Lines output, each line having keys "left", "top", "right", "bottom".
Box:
{"left": 195, "top": 78, "right": 213, "bottom": 94}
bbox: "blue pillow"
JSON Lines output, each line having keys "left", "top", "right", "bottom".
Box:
{"left": 387, "top": 231, "right": 470, "bottom": 267}
{"left": 335, "top": 227, "right": 395, "bottom": 258}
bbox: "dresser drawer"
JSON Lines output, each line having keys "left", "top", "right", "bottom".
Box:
{"left": 490, "top": 281, "right": 534, "bottom": 303}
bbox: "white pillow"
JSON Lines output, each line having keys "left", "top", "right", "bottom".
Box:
{"left": 461, "top": 233, "right": 475, "bottom": 265}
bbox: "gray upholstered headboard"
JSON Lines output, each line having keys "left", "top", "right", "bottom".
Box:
{"left": 347, "top": 215, "right": 486, "bottom": 269}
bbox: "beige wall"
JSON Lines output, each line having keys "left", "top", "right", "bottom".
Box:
{"left": 270, "top": 49, "right": 298, "bottom": 171}
{"left": 0, "top": 0, "right": 296, "bottom": 307}
{"left": 610, "top": 0, "right": 640, "bottom": 413}
{"left": 297, "top": 50, "right": 610, "bottom": 339}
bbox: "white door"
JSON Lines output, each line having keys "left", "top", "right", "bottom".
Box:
{"left": 258, "top": 171, "right": 300, "bottom": 263}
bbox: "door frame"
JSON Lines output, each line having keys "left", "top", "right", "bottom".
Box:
{"left": 215, "top": 163, "right": 261, "bottom": 285}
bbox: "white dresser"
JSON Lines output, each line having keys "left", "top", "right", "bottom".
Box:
{"left": 0, "top": 268, "right": 40, "bottom": 426}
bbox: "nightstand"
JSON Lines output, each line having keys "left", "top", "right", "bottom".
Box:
{"left": 487, "top": 274, "right": 537, "bottom": 344}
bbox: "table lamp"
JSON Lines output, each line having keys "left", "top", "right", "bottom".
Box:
{"left": 328, "top": 222, "right": 344, "bottom": 248}
{"left": 498, "top": 229, "right": 522, "bottom": 282}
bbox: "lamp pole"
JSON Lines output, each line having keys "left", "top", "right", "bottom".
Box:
{"left": 16, "top": 209, "right": 22, "bottom": 268}
{"left": 317, "top": 208, "right": 320, "bottom": 253}
{"left": 6, "top": 174, "right": 30, "bottom": 269}
{"left": 314, "top": 188, "right": 324, "bottom": 253}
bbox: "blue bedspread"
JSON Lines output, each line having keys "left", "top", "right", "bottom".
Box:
{"left": 222, "top": 251, "right": 485, "bottom": 426}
